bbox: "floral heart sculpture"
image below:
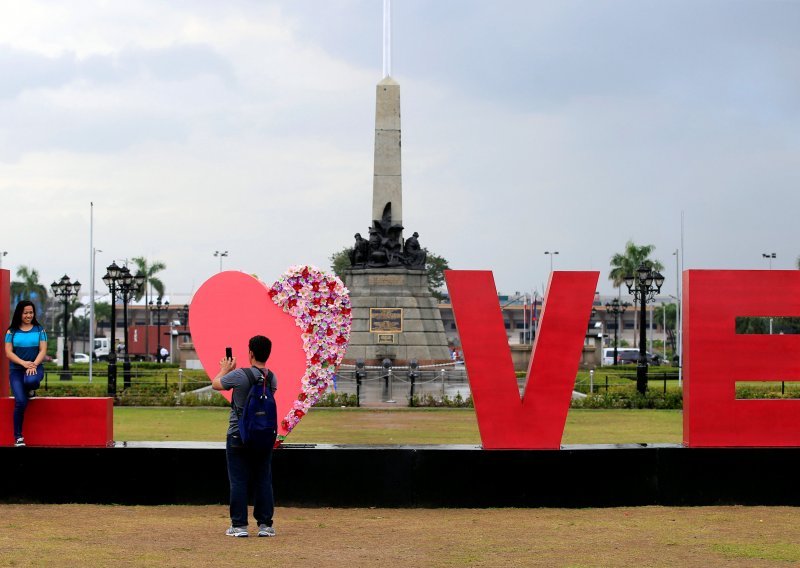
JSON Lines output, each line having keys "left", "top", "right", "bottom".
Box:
{"left": 190, "top": 266, "right": 352, "bottom": 441}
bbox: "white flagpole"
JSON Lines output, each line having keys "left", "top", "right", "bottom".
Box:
{"left": 383, "top": 0, "right": 392, "bottom": 77}
{"left": 89, "top": 202, "right": 95, "bottom": 383}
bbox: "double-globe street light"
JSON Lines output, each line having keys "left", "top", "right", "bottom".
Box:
{"left": 50, "top": 274, "right": 81, "bottom": 381}
{"left": 102, "top": 262, "right": 123, "bottom": 396}
{"left": 624, "top": 263, "right": 664, "bottom": 395}
{"left": 116, "top": 265, "right": 145, "bottom": 389}
{"left": 604, "top": 297, "right": 630, "bottom": 366}
{"left": 150, "top": 297, "right": 169, "bottom": 362}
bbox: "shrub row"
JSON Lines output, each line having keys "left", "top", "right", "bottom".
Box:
{"left": 571, "top": 388, "right": 683, "bottom": 409}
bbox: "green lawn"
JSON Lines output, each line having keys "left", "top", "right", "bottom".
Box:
{"left": 114, "top": 407, "right": 683, "bottom": 445}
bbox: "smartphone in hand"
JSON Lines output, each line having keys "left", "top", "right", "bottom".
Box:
{"left": 225, "top": 347, "right": 233, "bottom": 360}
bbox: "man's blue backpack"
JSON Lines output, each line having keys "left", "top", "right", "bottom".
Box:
{"left": 238, "top": 368, "right": 277, "bottom": 448}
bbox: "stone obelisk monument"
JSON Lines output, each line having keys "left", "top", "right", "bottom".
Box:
{"left": 342, "top": 73, "right": 451, "bottom": 365}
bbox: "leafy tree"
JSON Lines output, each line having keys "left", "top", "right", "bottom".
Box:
{"left": 329, "top": 246, "right": 450, "bottom": 300}
{"left": 93, "top": 301, "right": 112, "bottom": 326}
{"left": 425, "top": 250, "right": 450, "bottom": 301}
{"left": 329, "top": 247, "right": 352, "bottom": 281}
{"left": 131, "top": 256, "right": 166, "bottom": 302}
{"left": 655, "top": 303, "right": 678, "bottom": 352}
{"left": 10, "top": 265, "right": 48, "bottom": 318}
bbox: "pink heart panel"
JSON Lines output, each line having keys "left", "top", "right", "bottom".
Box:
{"left": 190, "top": 271, "right": 307, "bottom": 437}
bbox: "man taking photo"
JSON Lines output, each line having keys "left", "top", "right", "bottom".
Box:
{"left": 212, "top": 335, "right": 278, "bottom": 537}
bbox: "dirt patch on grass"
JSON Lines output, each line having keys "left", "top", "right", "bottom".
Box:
{"left": 1, "top": 505, "right": 799, "bottom": 567}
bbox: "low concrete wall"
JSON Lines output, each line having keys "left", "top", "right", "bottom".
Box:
{"left": 510, "top": 341, "right": 602, "bottom": 372}
{"left": 3, "top": 443, "right": 800, "bottom": 507}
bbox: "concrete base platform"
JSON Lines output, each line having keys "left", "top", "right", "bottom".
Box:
{"left": 3, "top": 443, "right": 800, "bottom": 507}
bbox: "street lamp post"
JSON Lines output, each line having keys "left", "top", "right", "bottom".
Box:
{"left": 50, "top": 274, "right": 81, "bottom": 381}
{"left": 118, "top": 266, "right": 145, "bottom": 389}
{"left": 544, "top": 251, "right": 559, "bottom": 273}
{"left": 0, "top": 251, "right": 7, "bottom": 268}
{"left": 214, "top": 250, "right": 229, "bottom": 272}
{"left": 102, "top": 262, "right": 123, "bottom": 397}
{"left": 604, "top": 298, "right": 630, "bottom": 365}
{"left": 150, "top": 297, "right": 169, "bottom": 362}
{"left": 762, "top": 253, "right": 776, "bottom": 334}
{"left": 624, "top": 263, "right": 664, "bottom": 395}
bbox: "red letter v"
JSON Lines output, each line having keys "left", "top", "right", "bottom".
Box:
{"left": 445, "top": 270, "right": 599, "bottom": 449}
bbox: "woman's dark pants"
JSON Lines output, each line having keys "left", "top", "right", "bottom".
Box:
{"left": 9, "top": 366, "right": 43, "bottom": 439}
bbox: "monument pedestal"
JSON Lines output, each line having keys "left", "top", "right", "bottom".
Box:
{"left": 344, "top": 268, "right": 451, "bottom": 365}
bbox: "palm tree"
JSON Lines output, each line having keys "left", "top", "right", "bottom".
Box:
{"left": 10, "top": 265, "right": 49, "bottom": 317}
{"left": 609, "top": 240, "right": 664, "bottom": 348}
{"left": 131, "top": 256, "right": 166, "bottom": 359}
{"left": 609, "top": 241, "right": 664, "bottom": 287}
{"left": 131, "top": 257, "right": 166, "bottom": 303}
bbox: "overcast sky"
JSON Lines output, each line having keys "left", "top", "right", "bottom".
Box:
{"left": 1, "top": 0, "right": 798, "bottom": 303}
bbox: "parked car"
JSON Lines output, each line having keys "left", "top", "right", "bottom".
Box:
{"left": 602, "top": 348, "right": 662, "bottom": 366}
{"left": 73, "top": 353, "right": 91, "bottom": 363}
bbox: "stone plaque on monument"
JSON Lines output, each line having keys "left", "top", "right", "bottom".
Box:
{"left": 370, "top": 308, "right": 403, "bottom": 333}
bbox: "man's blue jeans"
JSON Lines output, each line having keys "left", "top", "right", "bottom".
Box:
{"left": 226, "top": 431, "right": 275, "bottom": 527}
{"left": 9, "top": 366, "right": 43, "bottom": 439}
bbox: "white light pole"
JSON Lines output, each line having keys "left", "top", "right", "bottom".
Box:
{"left": 544, "top": 251, "right": 559, "bottom": 273}
{"left": 214, "top": 250, "right": 229, "bottom": 273}
{"left": 762, "top": 252, "right": 775, "bottom": 333}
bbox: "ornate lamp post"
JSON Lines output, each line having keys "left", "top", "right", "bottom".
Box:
{"left": 118, "top": 266, "right": 145, "bottom": 389}
{"left": 624, "top": 263, "right": 665, "bottom": 395}
{"left": 50, "top": 274, "right": 81, "bottom": 380}
{"left": 604, "top": 298, "right": 630, "bottom": 366}
{"left": 149, "top": 297, "right": 169, "bottom": 362}
{"left": 102, "top": 261, "right": 123, "bottom": 396}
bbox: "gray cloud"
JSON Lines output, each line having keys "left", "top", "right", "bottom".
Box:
{"left": 0, "top": 43, "right": 235, "bottom": 99}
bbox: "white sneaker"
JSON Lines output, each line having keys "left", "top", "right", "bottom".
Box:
{"left": 258, "top": 524, "right": 276, "bottom": 537}
{"left": 225, "top": 525, "right": 248, "bottom": 537}
{"left": 14, "top": 437, "right": 25, "bottom": 447}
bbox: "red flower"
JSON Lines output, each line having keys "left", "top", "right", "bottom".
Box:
{"left": 326, "top": 297, "right": 334, "bottom": 305}
{"left": 310, "top": 354, "right": 320, "bottom": 364}
{"left": 292, "top": 282, "right": 303, "bottom": 292}
{"left": 336, "top": 335, "right": 347, "bottom": 345}
{"left": 312, "top": 282, "right": 319, "bottom": 292}
{"left": 288, "top": 298, "right": 297, "bottom": 308}
{"left": 294, "top": 409, "right": 305, "bottom": 418}
{"left": 281, "top": 419, "right": 289, "bottom": 430}
{"left": 302, "top": 267, "right": 309, "bottom": 278}
{"left": 298, "top": 392, "right": 307, "bottom": 401}
{"left": 305, "top": 324, "right": 314, "bottom": 334}
{"left": 326, "top": 328, "right": 333, "bottom": 336}
{"left": 341, "top": 307, "right": 351, "bottom": 315}
{"left": 309, "top": 309, "right": 317, "bottom": 318}
{"left": 268, "top": 289, "right": 278, "bottom": 298}
{"left": 327, "top": 281, "right": 337, "bottom": 291}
